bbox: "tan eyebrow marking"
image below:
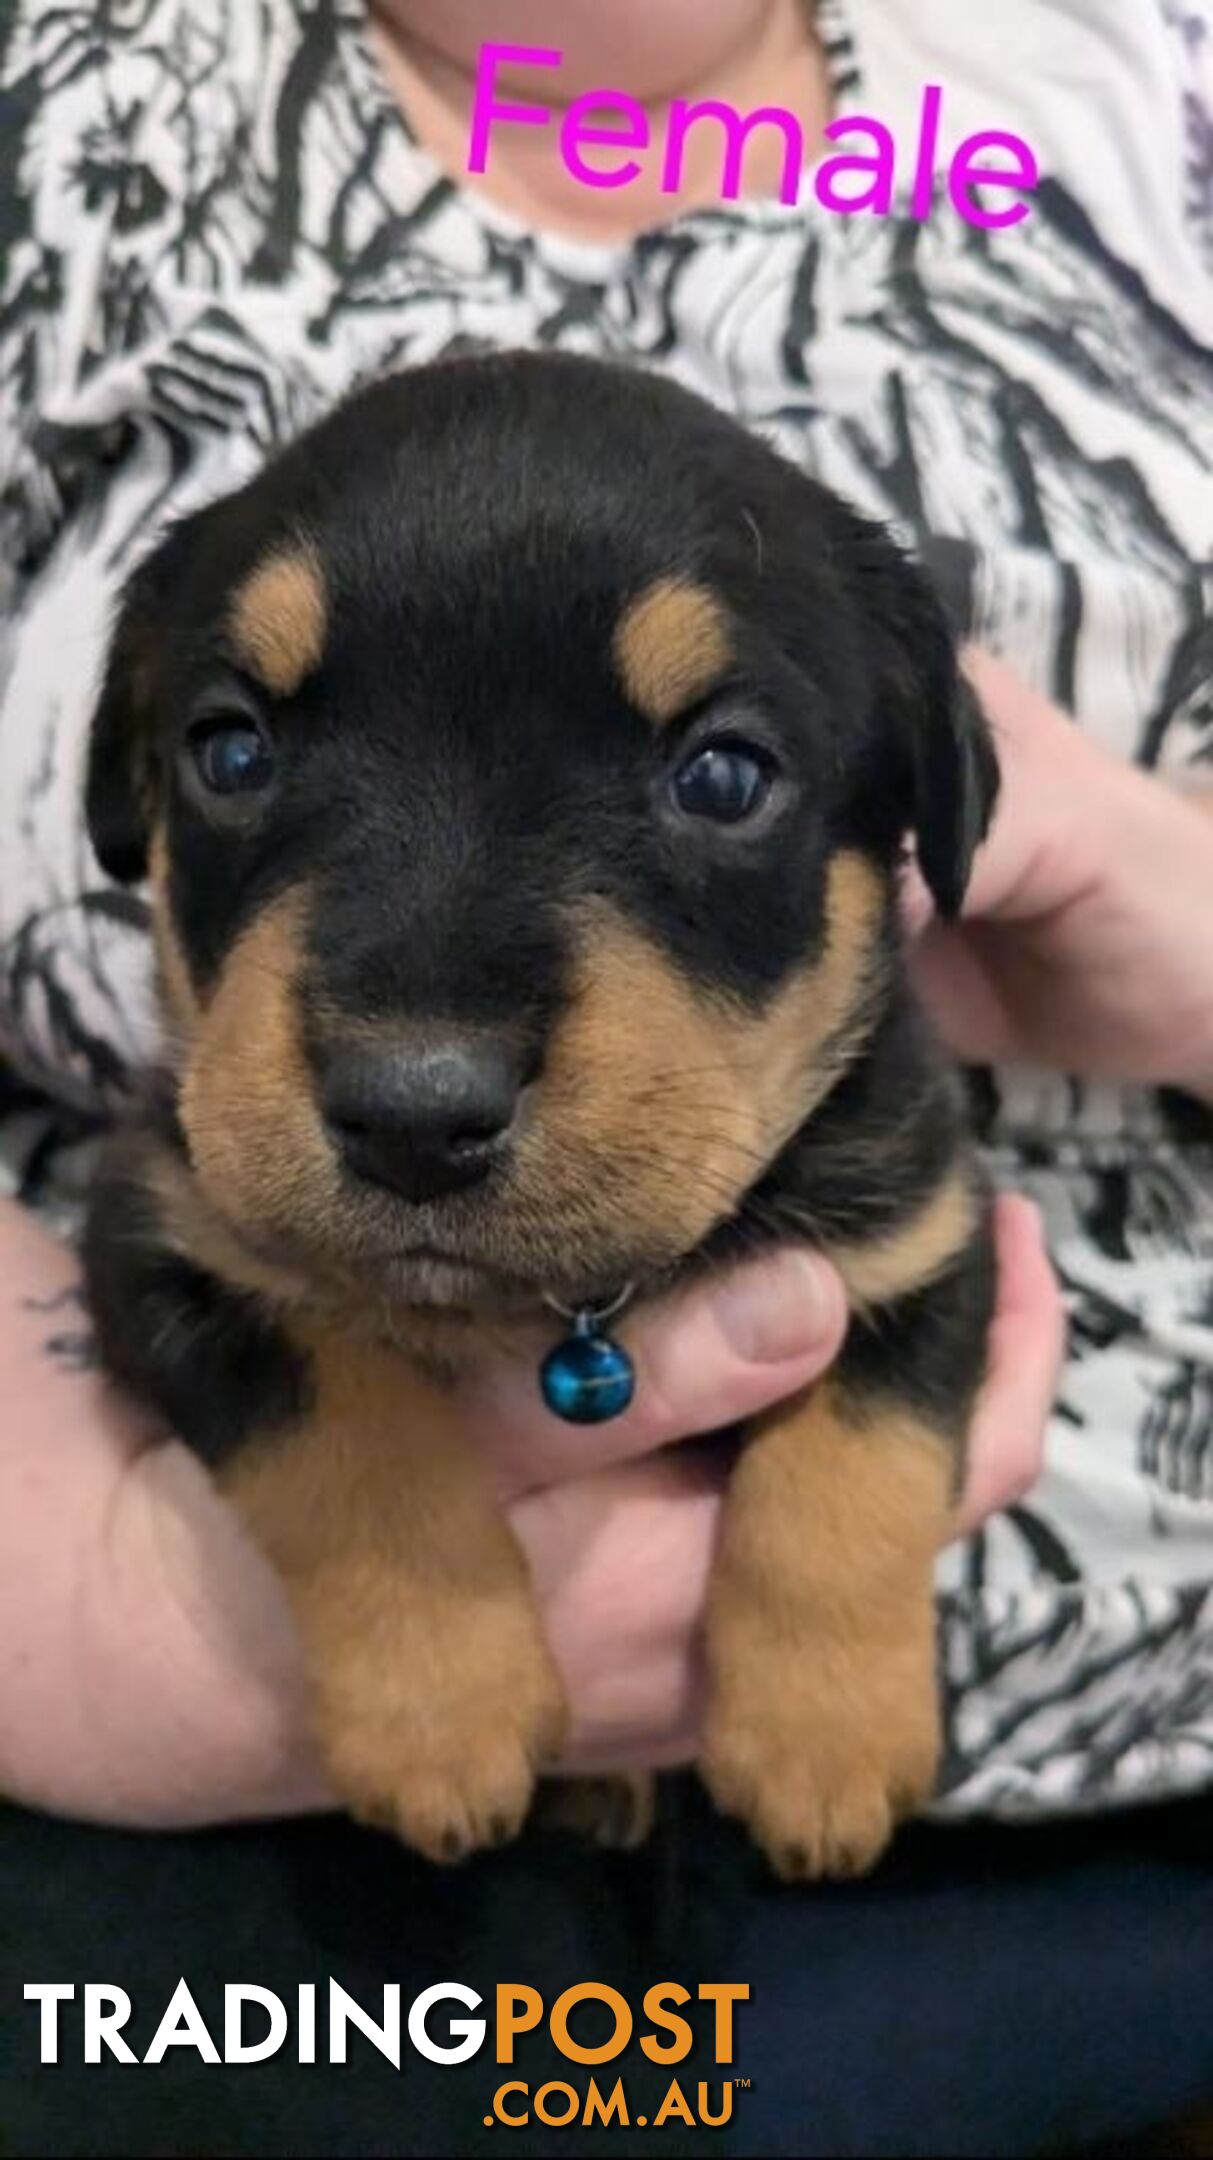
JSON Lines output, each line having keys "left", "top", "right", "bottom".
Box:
{"left": 229, "top": 546, "right": 327, "bottom": 697}
{"left": 613, "top": 576, "right": 732, "bottom": 726}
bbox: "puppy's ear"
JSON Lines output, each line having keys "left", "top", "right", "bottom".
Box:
{"left": 861, "top": 536, "right": 999, "bottom": 919}
{"left": 898, "top": 609, "right": 999, "bottom": 920}
{"left": 86, "top": 540, "right": 181, "bottom": 885}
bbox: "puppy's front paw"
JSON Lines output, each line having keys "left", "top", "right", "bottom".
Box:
{"left": 315, "top": 1625, "right": 566, "bottom": 1864}
{"left": 701, "top": 1644, "right": 939, "bottom": 1881}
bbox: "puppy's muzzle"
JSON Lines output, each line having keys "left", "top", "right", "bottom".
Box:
{"left": 320, "top": 1036, "right": 525, "bottom": 1205}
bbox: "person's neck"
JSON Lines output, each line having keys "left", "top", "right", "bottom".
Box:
{"left": 368, "top": 1, "right": 832, "bottom": 243}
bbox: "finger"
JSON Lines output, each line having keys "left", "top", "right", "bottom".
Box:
{"left": 958, "top": 648, "right": 1110, "bottom": 924}
{"left": 904, "top": 649, "right": 1100, "bottom": 946}
{"left": 462, "top": 1248, "right": 849, "bottom": 1497}
{"left": 907, "top": 918, "right": 1022, "bottom": 1067}
{"left": 954, "top": 1194, "right": 1066, "bottom": 1536}
{"left": 510, "top": 1449, "right": 721, "bottom": 1769}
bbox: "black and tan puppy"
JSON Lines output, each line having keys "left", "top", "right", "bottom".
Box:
{"left": 83, "top": 352, "right": 998, "bottom": 1879}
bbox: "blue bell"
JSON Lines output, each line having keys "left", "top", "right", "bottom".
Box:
{"left": 540, "top": 1312, "right": 636, "bottom": 1424}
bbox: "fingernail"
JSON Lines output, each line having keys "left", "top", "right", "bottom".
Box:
{"left": 713, "top": 1250, "right": 838, "bottom": 1363}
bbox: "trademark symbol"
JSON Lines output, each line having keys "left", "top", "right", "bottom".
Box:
{"left": 734, "top": 2077, "right": 752, "bottom": 2090}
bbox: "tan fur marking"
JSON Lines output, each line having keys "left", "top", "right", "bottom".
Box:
{"left": 220, "top": 1329, "right": 565, "bottom": 1859}
{"left": 148, "top": 1148, "right": 316, "bottom": 1311}
{"left": 177, "top": 885, "right": 345, "bottom": 1260}
{"left": 148, "top": 1129, "right": 491, "bottom": 1366}
{"left": 828, "top": 1169, "right": 978, "bottom": 1314}
{"left": 702, "top": 1382, "right": 955, "bottom": 1879}
{"left": 171, "top": 853, "right": 884, "bottom": 1322}
{"left": 229, "top": 546, "right": 327, "bottom": 696}
{"left": 613, "top": 577, "right": 732, "bottom": 725}
{"left": 529, "top": 851, "right": 885, "bottom": 1279}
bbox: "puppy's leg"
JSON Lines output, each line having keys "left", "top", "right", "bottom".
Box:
{"left": 699, "top": 1184, "right": 996, "bottom": 1884}
{"left": 701, "top": 1372, "right": 954, "bottom": 1880}
{"left": 221, "top": 1329, "right": 566, "bottom": 1861}
{"left": 85, "top": 1133, "right": 564, "bottom": 1859}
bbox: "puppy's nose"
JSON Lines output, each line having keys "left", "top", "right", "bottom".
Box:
{"left": 322, "top": 1039, "right": 522, "bottom": 1204}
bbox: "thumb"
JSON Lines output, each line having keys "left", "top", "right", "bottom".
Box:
{"left": 953, "top": 1193, "right": 1065, "bottom": 1535}
{"left": 463, "top": 1248, "right": 849, "bottom": 1497}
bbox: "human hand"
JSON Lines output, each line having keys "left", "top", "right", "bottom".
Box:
{"left": 0, "top": 1207, "right": 843, "bottom": 1828}
{"left": 1, "top": 1192, "right": 1059, "bottom": 1825}
{"left": 905, "top": 649, "right": 1213, "bottom": 1099}
{"left": 499, "top": 1191, "right": 1062, "bottom": 1772}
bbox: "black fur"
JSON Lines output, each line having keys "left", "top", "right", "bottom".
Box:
{"left": 83, "top": 1123, "right": 310, "bottom": 1470}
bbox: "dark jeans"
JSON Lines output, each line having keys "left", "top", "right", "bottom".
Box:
{"left": 3, "top": 1781, "right": 1211, "bottom": 2158}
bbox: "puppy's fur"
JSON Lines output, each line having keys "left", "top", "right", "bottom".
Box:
{"left": 83, "top": 353, "right": 998, "bottom": 1877}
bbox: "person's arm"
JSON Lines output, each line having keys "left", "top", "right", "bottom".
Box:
{"left": 0, "top": 1193, "right": 327, "bottom": 1825}
{"left": 1181, "top": 786, "right": 1213, "bottom": 1104}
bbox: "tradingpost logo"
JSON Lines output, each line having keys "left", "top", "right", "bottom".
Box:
{"left": 24, "top": 1977, "right": 752, "bottom": 2129}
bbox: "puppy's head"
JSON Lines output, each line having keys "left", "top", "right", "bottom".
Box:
{"left": 87, "top": 354, "right": 996, "bottom": 1314}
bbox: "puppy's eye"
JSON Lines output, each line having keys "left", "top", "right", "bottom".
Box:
{"left": 188, "top": 718, "right": 275, "bottom": 798}
{"left": 671, "top": 743, "right": 772, "bottom": 825}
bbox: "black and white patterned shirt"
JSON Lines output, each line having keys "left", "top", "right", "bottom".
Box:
{"left": 1, "top": 0, "right": 1211, "bottom": 1815}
